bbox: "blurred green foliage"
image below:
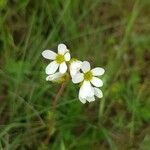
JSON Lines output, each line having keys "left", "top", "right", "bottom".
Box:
{"left": 0, "top": 0, "right": 150, "bottom": 149}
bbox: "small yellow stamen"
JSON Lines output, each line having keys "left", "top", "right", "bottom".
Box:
{"left": 84, "top": 71, "right": 93, "bottom": 81}
{"left": 55, "top": 54, "right": 65, "bottom": 64}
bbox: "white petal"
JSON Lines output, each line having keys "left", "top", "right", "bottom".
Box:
{"left": 94, "top": 88, "right": 103, "bottom": 98}
{"left": 81, "top": 61, "right": 91, "bottom": 73}
{"left": 70, "top": 60, "right": 82, "bottom": 71}
{"left": 71, "top": 60, "right": 82, "bottom": 69}
{"left": 79, "top": 96, "right": 86, "bottom": 104}
{"left": 91, "top": 77, "right": 103, "bottom": 87}
{"left": 46, "top": 61, "right": 59, "bottom": 74}
{"left": 79, "top": 81, "right": 94, "bottom": 99}
{"left": 59, "top": 62, "right": 67, "bottom": 74}
{"left": 86, "top": 96, "right": 95, "bottom": 102}
{"left": 64, "top": 52, "right": 71, "bottom": 61}
{"left": 91, "top": 67, "right": 105, "bottom": 76}
{"left": 46, "top": 72, "right": 63, "bottom": 81}
{"left": 58, "top": 43, "right": 68, "bottom": 55}
{"left": 70, "top": 70, "right": 78, "bottom": 78}
{"left": 42, "top": 50, "right": 57, "bottom": 60}
{"left": 70, "top": 60, "right": 82, "bottom": 77}
{"left": 72, "top": 73, "right": 84, "bottom": 84}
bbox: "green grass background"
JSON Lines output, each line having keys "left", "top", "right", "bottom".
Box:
{"left": 0, "top": 0, "right": 150, "bottom": 149}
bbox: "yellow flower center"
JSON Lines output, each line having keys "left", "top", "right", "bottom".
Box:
{"left": 84, "top": 71, "right": 93, "bottom": 81}
{"left": 55, "top": 54, "right": 65, "bottom": 64}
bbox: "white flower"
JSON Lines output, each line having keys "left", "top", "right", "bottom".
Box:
{"left": 72, "top": 61, "right": 105, "bottom": 104}
{"left": 42, "top": 43, "right": 71, "bottom": 74}
{"left": 46, "top": 72, "right": 65, "bottom": 83}
{"left": 79, "top": 87, "right": 103, "bottom": 104}
{"left": 69, "top": 59, "right": 82, "bottom": 78}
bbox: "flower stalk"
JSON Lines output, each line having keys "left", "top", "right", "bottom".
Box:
{"left": 52, "top": 81, "right": 67, "bottom": 108}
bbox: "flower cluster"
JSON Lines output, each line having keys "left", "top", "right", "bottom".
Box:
{"left": 42, "top": 43, "right": 105, "bottom": 104}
